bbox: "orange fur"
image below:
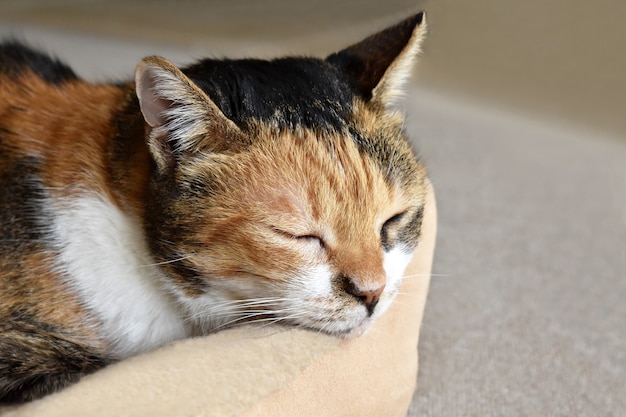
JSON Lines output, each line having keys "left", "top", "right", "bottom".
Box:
{"left": 0, "top": 70, "right": 148, "bottom": 216}
{"left": 178, "top": 123, "right": 425, "bottom": 295}
{"left": 0, "top": 70, "right": 131, "bottom": 346}
{"left": 0, "top": 11, "right": 428, "bottom": 402}
{"left": 0, "top": 251, "right": 103, "bottom": 346}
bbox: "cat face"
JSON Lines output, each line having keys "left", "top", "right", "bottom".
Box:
{"left": 137, "top": 12, "right": 428, "bottom": 335}
{"left": 157, "top": 123, "right": 424, "bottom": 335}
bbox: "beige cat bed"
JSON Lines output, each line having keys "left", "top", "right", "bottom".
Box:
{"left": 3, "top": 182, "right": 436, "bottom": 417}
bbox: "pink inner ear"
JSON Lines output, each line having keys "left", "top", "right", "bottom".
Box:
{"left": 136, "top": 65, "right": 171, "bottom": 129}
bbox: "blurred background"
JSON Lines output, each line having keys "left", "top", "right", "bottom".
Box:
{"left": 1, "top": 0, "right": 624, "bottom": 140}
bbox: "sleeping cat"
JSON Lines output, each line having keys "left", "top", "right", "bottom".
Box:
{"left": 0, "top": 12, "right": 427, "bottom": 402}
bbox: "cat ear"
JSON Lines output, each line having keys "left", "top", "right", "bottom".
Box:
{"left": 135, "top": 56, "right": 241, "bottom": 171}
{"left": 326, "top": 12, "right": 427, "bottom": 108}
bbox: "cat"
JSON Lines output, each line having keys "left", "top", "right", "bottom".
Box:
{"left": 0, "top": 12, "right": 428, "bottom": 402}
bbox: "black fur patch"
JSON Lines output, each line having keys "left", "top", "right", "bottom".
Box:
{"left": 142, "top": 174, "right": 212, "bottom": 294}
{"left": 398, "top": 205, "right": 424, "bottom": 249}
{"left": 0, "top": 312, "right": 111, "bottom": 403}
{"left": 347, "top": 124, "right": 417, "bottom": 186}
{"left": 0, "top": 41, "right": 78, "bottom": 85}
{"left": 380, "top": 206, "right": 423, "bottom": 252}
{"left": 182, "top": 57, "right": 357, "bottom": 131}
{"left": 326, "top": 12, "right": 424, "bottom": 100}
{"left": 0, "top": 147, "right": 47, "bottom": 255}
{"left": 381, "top": 211, "right": 407, "bottom": 252}
{"left": 107, "top": 90, "right": 148, "bottom": 189}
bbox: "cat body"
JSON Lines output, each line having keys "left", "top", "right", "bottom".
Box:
{"left": 0, "top": 13, "right": 427, "bottom": 401}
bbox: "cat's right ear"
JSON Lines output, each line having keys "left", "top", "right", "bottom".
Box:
{"left": 135, "top": 56, "right": 242, "bottom": 172}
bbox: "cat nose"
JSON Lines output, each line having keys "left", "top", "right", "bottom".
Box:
{"left": 344, "top": 280, "right": 385, "bottom": 316}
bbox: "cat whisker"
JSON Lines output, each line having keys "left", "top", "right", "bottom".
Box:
{"left": 400, "top": 273, "right": 450, "bottom": 279}
{"left": 226, "top": 298, "right": 299, "bottom": 306}
{"left": 201, "top": 297, "right": 298, "bottom": 311}
{"left": 211, "top": 309, "right": 309, "bottom": 332}
{"left": 243, "top": 313, "right": 309, "bottom": 329}
{"left": 181, "top": 297, "right": 300, "bottom": 325}
{"left": 139, "top": 254, "right": 194, "bottom": 268}
{"left": 393, "top": 291, "right": 412, "bottom": 297}
{"left": 211, "top": 311, "right": 273, "bottom": 330}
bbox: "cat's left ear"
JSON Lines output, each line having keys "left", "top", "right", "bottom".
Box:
{"left": 326, "top": 12, "right": 427, "bottom": 108}
{"left": 135, "top": 56, "right": 242, "bottom": 172}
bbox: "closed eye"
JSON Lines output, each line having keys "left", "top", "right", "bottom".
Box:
{"left": 384, "top": 211, "right": 407, "bottom": 227}
{"left": 296, "top": 234, "right": 326, "bottom": 249}
{"left": 271, "top": 228, "right": 326, "bottom": 249}
{"left": 381, "top": 211, "right": 407, "bottom": 251}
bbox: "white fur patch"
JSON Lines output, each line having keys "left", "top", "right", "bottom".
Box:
{"left": 375, "top": 246, "right": 413, "bottom": 318}
{"left": 282, "top": 248, "right": 412, "bottom": 334}
{"left": 52, "top": 194, "right": 187, "bottom": 358}
{"left": 149, "top": 69, "right": 209, "bottom": 153}
{"left": 168, "top": 285, "right": 244, "bottom": 335}
{"left": 298, "top": 263, "right": 334, "bottom": 297}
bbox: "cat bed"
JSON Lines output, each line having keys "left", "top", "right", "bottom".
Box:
{"left": 3, "top": 181, "right": 436, "bottom": 417}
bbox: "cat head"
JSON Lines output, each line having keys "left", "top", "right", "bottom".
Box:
{"left": 135, "top": 12, "right": 428, "bottom": 336}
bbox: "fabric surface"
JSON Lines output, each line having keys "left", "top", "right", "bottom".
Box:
{"left": 1, "top": 185, "right": 436, "bottom": 417}
{"left": 406, "top": 90, "right": 626, "bottom": 416}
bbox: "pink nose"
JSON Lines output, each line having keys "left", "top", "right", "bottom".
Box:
{"left": 345, "top": 282, "right": 385, "bottom": 315}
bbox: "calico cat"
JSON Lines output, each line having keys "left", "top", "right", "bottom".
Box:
{"left": 0, "top": 12, "right": 427, "bottom": 402}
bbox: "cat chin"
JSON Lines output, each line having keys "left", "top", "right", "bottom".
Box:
{"left": 305, "top": 313, "right": 375, "bottom": 338}
{"left": 339, "top": 319, "right": 373, "bottom": 338}
{"left": 340, "top": 299, "right": 395, "bottom": 338}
